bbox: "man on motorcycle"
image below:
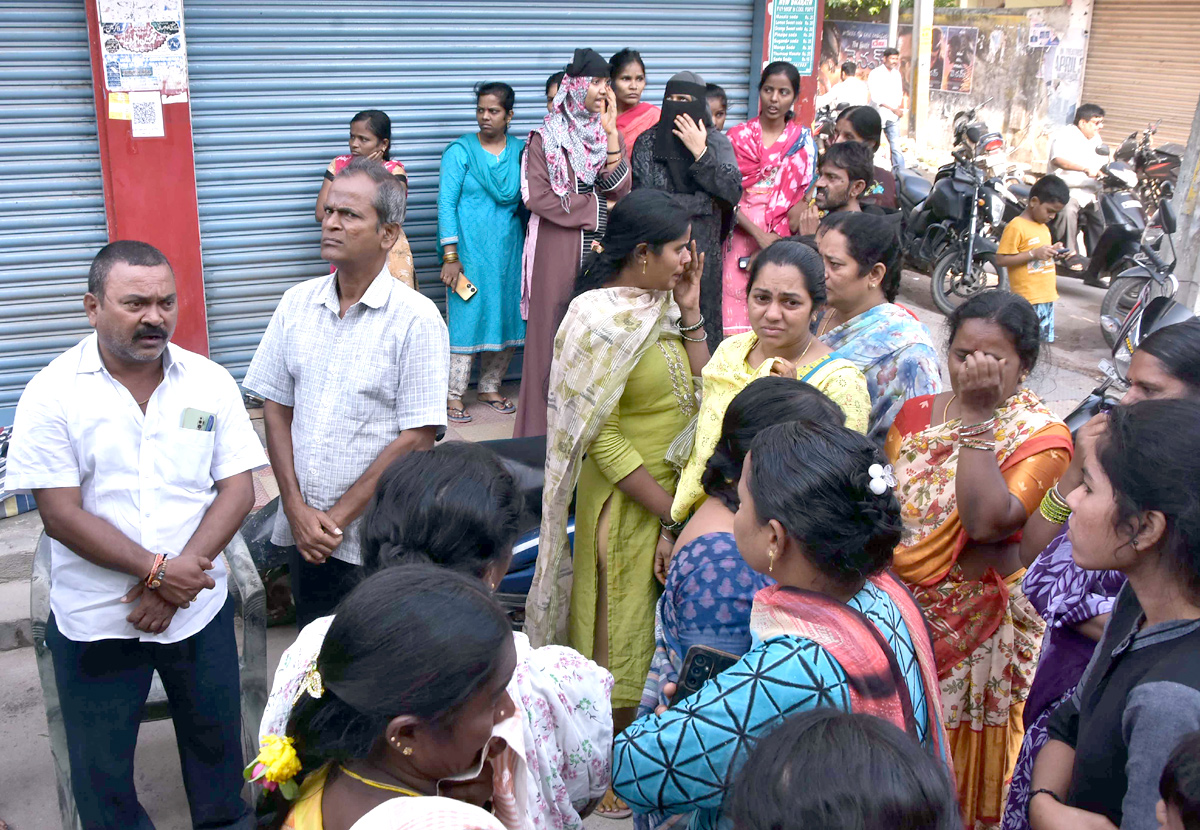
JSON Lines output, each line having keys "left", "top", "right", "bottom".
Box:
{"left": 1048, "top": 103, "right": 1106, "bottom": 280}
{"left": 816, "top": 61, "right": 869, "bottom": 109}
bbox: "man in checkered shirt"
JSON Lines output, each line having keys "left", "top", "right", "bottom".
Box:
{"left": 244, "top": 157, "right": 448, "bottom": 625}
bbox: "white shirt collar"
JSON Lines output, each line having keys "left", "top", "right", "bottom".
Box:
{"left": 76, "top": 332, "right": 186, "bottom": 378}
{"left": 316, "top": 265, "right": 393, "bottom": 315}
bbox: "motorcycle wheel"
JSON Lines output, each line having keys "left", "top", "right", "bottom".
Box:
{"left": 930, "top": 248, "right": 1007, "bottom": 316}
{"left": 1100, "top": 274, "right": 1166, "bottom": 349}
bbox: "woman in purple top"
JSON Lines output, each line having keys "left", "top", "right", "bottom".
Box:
{"left": 1003, "top": 319, "right": 1200, "bottom": 830}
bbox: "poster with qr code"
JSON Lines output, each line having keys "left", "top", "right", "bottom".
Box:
{"left": 130, "top": 89, "right": 165, "bottom": 137}
{"left": 96, "top": 0, "right": 188, "bottom": 95}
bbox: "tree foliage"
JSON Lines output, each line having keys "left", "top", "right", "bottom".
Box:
{"left": 826, "top": 0, "right": 958, "bottom": 21}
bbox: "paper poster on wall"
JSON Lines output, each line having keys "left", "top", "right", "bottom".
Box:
{"left": 819, "top": 21, "right": 978, "bottom": 95}
{"left": 769, "top": 0, "right": 821, "bottom": 75}
{"left": 96, "top": 0, "right": 189, "bottom": 94}
{"left": 129, "top": 90, "right": 165, "bottom": 137}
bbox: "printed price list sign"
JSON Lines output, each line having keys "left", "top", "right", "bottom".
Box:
{"left": 768, "top": 0, "right": 820, "bottom": 75}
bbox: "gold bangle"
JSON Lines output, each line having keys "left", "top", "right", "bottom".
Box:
{"left": 442, "top": 253, "right": 459, "bottom": 263}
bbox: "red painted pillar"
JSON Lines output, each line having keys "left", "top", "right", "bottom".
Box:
{"left": 83, "top": 0, "right": 208, "bottom": 355}
{"left": 759, "top": 0, "right": 826, "bottom": 126}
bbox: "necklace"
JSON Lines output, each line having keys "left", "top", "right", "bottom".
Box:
{"left": 792, "top": 332, "right": 815, "bottom": 366}
{"left": 942, "top": 393, "right": 957, "bottom": 425}
{"left": 135, "top": 367, "right": 164, "bottom": 407}
{"left": 817, "top": 309, "right": 839, "bottom": 338}
{"left": 339, "top": 764, "right": 424, "bottom": 797}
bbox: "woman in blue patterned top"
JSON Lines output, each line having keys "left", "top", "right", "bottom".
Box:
{"left": 613, "top": 420, "right": 949, "bottom": 829}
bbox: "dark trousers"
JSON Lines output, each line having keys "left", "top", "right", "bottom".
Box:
{"left": 288, "top": 546, "right": 362, "bottom": 628}
{"left": 46, "top": 596, "right": 253, "bottom": 830}
{"left": 1053, "top": 197, "right": 1103, "bottom": 256}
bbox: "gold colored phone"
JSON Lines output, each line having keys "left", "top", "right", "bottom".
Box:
{"left": 454, "top": 274, "right": 478, "bottom": 302}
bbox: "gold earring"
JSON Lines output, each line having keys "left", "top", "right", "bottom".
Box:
{"left": 768, "top": 547, "right": 777, "bottom": 574}
{"left": 402, "top": 746, "right": 414, "bottom": 756}
{"left": 642, "top": 258, "right": 647, "bottom": 276}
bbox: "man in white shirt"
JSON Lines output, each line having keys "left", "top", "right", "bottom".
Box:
{"left": 816, "top": 61, "right": 869, "bottom": 110}
{"left": 1047, "top": 103, "right": 1107, "bottom": 270}
{"left": 243, "top": 156, "right": 449, "bottom": 626}
{"left": 8, "top": 241, "right": 266, "bottom": 830}
{"left": 868, "top": 48, "right": 906, "bottom": 172}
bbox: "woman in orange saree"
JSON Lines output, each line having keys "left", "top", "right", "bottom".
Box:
{"left": 885, "top": 293, "right": 1073, "bottom": 830}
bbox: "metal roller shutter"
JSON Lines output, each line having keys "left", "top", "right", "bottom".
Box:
{"left": 0, "top": 2, "right": 108, "bottom": 422}
{"left": 1082, "top": 0, "right": 1200, "bottom": 145}
{"left": 185, "top": 0, "right": 755, "bottom": 380}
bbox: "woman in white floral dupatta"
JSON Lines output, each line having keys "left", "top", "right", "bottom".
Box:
{"left": 527, "top": 189, "right": 709, "bottom": 817}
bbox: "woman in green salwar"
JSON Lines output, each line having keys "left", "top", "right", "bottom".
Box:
{"left": 527, "top": 190, "right": 709, "bottom": 733}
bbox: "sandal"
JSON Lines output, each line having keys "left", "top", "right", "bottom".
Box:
{"left": 595, "top": 788, "right": 632, "bottom": 820}
{"left": 448, "top": 403, "right": 473, "bottom": 424}
{"left": 1064, "top": 253, "right": 1088, "bottom": 272}
{"left": 478, "top": 396, "right": 517, "bottom": 415}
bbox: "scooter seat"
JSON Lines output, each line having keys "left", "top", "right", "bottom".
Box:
{"left": 899, "top": 172, "right": 932, "bottom": 204}
{"left": 1009, "top": 182, "right": 1031, "bottom": 202}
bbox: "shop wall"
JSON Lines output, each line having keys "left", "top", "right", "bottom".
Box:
{"left": 820, "top": 2, "right": 1090, "bottom": 167}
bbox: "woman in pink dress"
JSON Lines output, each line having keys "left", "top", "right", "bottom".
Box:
{"left": 611, "top": 48, "right": 660, "bottom": 158}
{"left": 723, "top": 62, "right": 817, "bottom": 337}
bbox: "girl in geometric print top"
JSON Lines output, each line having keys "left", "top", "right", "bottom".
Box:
{"left": 613, "top": 420, "right": 948, "bottom": 830}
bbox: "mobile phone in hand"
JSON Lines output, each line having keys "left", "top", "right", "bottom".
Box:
{"left": 669, "top": 645, "right": 740, "bottom": 707}
{"left": 454, "top": 274, "right": 479, "bottom": 302}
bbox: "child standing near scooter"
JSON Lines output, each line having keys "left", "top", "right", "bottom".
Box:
{"left": 996, "top": 174, "right": 1070, "bottom": 342}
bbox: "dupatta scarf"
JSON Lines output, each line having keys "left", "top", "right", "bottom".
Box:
{"left": 448, "top": 133, "right": 524, "bottom": 205}
{"left": 752, "top": 574, "right": 952, "bottom": 773}
{"left": 536, "top": 75, "right": 607, "bottom": 203}
{"left": 526, "top": 287, "right": 678, "bottom": 646}
{"left": 726, "top": 117, "right": 817, "bottom": 235}
{"left": 616, "top": 101, "right": 660, "bottom": 155}
{"left": 887, "top": 388, "right": 1073, "bottom": 674}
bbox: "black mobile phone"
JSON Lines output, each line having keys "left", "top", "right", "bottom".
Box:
{"left": 669, "top": 645, "right": 740, "bottom": 707}
{"left": 738, "top": 255, "right": 752, "bottom": 270}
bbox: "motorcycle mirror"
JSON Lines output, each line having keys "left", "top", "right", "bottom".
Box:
{"left": 1161, "top": 199, "right": 1178, "bottom": 235}
{"left": 1096, "top": 144, "right": 1111, "bottom": 157}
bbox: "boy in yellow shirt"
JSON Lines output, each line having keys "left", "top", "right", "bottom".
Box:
{"left": 996, "top": 175, "right": 1069, "bottom": 341}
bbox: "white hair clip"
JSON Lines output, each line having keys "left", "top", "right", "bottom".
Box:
{"left": 868, "top": 463, "right": 897, "bottom": 495}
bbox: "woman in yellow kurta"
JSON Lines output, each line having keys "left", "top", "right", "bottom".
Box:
{"left": 528, "top": 190, "right": 707, "bottom": 687}
{"left": 670, "top": 240, "right": 870, "bottom": 524}
{"left": 885, "top": 292, "right": 1073, "bottom": 830}
{"left": 526, "top": 191, "right": 709, "bottom": 817}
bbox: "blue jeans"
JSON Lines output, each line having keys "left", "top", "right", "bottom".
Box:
{"left": 46, "top": 596, "right": 253, "bottom": 830}
{"left": 883, "top": 118, "right": 904, "bottom": 171}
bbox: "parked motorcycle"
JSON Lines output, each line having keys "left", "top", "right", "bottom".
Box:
{"left": 1097, "top": 197, "right": 1179, "bottom": 349}
{"left": 1066, "top": 288, "right": 1191, "bottom": 434}
{"left": 1067, "top": 160, "right": 1151, "bottom": 309}
{"left": 1115, "top": 120, "right": 1183, "bottom": 210}
{"left": 897, "top": 102, "right": 1009, "bottom": 315}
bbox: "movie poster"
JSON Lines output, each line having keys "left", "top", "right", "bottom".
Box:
{"left": 819, "top": 21, "right": 978, "bottom": 95}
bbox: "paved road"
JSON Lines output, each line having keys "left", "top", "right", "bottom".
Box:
{"left": 0, "top": 271, "right": 1110, "bottom": 830}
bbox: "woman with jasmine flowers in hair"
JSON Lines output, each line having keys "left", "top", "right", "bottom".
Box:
{"left": 612, "top": 419, "right": 948, "bottom": 829}
{"left": 886, "top": 291, "right": 1073, "bottom": 830}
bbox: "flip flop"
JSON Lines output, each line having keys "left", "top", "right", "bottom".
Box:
{"left": 479, "top": 397, "right": 517, "bottom": 415}
{"left": 1064, "top": 254, "right": 1088, "bottom": 272}
{"left": 595, "top": 789, "right": 632, "bottom": 820}
{"left": 448, "top": 403, "right": 473, "bottom": 424}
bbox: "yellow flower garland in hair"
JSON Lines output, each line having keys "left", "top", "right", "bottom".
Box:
{"left": 244, "top": 734, "right": 302, "bottom": 799}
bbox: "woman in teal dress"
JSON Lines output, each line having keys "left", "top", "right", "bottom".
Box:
{"left": 438, "top": 82, "right": 527, "bottom": 424}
